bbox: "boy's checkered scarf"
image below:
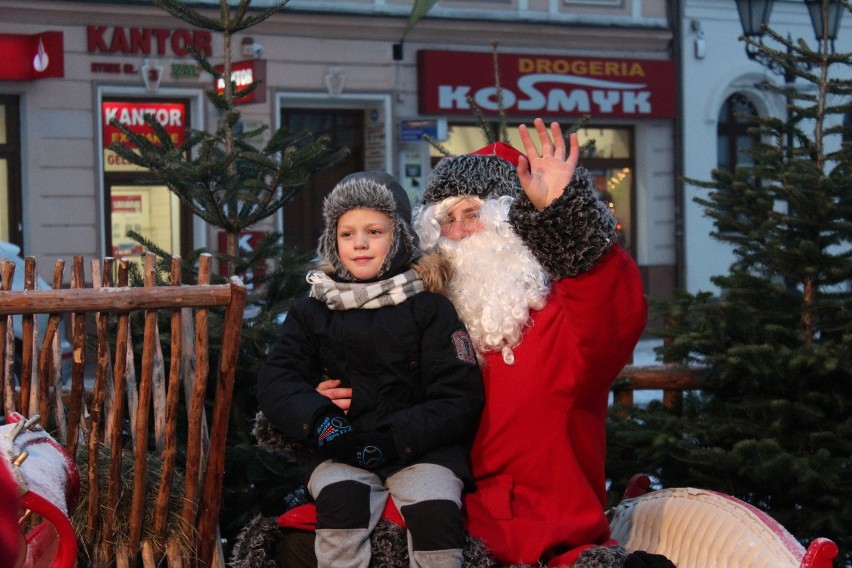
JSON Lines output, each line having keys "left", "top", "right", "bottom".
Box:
{"left": 307, "top": 268, "right": 424, "bottom": 310}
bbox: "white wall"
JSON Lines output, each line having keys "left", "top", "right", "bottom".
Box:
{"left": 681, "top": 0, "right": 852, "bottom": 294}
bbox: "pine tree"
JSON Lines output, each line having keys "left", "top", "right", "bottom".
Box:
{"left": 108, "top": 0, "right": 347, "bottom": 274}
{"left": 106, "top": 1, "right": 350, "bottom": 557}
{"left": 607, "top": 1, "right": 852, "bottom": 563}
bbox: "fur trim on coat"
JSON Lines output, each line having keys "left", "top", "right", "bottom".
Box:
{"left": 508, "top": 168, "right": 617, "bottom": 280}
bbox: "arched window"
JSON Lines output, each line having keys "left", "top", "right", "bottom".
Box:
{"left": 717, "top": 93, "right": 759, "bottom": 173}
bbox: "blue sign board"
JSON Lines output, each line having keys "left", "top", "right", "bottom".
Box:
{"left": 400, "top": 118, "right": 446, "bottom": 142}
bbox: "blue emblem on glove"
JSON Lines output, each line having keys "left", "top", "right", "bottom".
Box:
{"left": 356, "top": 444, "right": 385, "bottom": 469}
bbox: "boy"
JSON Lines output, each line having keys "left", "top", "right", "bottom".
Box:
{"left": 257, "top": 171, "right": 484, "bottom": 568}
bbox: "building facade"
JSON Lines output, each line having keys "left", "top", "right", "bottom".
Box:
{"left": 1, "top": 0, "right": 678, "bottom": 299}
{"left": 679, "top": 0, "right": 851, "bottom": 293}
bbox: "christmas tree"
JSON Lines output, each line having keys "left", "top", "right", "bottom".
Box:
{"left": 607, "top": 1, "right": 852, "bottom": 564}
{"left": 106, "top": 1, "right": 349, "bottom": 558}
{"left": 108, "top": 0, "right": 347, "bottom": 274}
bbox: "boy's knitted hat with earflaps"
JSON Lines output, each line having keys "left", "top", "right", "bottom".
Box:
{"left": 317, "top": 170, "right": 419, "bottom": 282}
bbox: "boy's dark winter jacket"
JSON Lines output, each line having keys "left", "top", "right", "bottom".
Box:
{"left": 256, "top": 289, "right": 484, "bottom": 487}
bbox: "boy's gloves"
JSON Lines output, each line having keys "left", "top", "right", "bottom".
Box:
{"left": 313, "top": 412, "right": 398, "bottom": 470}
{"left": 314, "top": 412, "right": 358, "bottom": 461}
{"left": 354, "top": 431, "right": 398, "bottom": 470}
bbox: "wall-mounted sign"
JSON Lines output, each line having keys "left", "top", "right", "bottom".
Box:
{"left": 214, "top": 59, "right": 266, "bottom": 105}
{"left": 171, "top": 62, "right": 201, "bottom": 79}
{"left": 102, "top": 101, "right": 188, "bottom": 149}
{"left": 0, "top": 31, "right": 64, "bottom": 80}
{"left": 400, "top": 118, "right": 447, "bottom": 142}
{"left": 87, "top": 26, "right": 213, "bottom": 58}
{"left": 418, "top": 50, "right": 676, "bottom": 119}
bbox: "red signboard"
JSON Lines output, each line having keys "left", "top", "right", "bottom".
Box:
{"left": 0, "top": 31, "right": 64, "bottom": 81}
{"left": 217, "top": 230, "right": 267, "bottom": 281}
{"left": 102, "top": 101, "right": 188, "bottom": 149}
{"left": 418, "top": 50, "right": 676, "bottom": 119}
{"left": 214, "top": 59, "right": 267, "bottom": 105}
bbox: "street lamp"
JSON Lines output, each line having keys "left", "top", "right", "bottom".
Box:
{"left": 735, "top": 0, "right": 775, "bottom": 59}
{"left": 804, "top": 0, "right": 844, "bottom": 53}
{"left": 734, "top": 0, "right": 844, "bottom": 79}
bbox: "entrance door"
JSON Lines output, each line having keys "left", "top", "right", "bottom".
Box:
{"left": 281, "top": 109, "right": 363, "bottom": 255}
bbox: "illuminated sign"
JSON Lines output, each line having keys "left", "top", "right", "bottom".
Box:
{"left": 214, "top": 59, "right": 266, "bottom": 105}
{"left": 418, "top": 50, "right": 676, "bottom": 119}
{"left": 0, "top": 31, "right": 64, "bottom": 80}
{"left": 102, "top": 101, "right": 188, "bottom": 149}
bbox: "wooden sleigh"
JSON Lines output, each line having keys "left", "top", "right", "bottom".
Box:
{"left": 0, "top": 252, "right": 246, "bottom": 568}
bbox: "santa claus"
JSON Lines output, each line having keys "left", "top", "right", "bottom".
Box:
{"left": 410, "top": 119, "right": 648, "bottom": 567}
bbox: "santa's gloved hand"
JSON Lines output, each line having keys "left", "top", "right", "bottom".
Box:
{"left": 350, "top": 431, "right": 399, "bottom": 470}
{"left": 313, "top": 412, "right": 359, "bottom": 462}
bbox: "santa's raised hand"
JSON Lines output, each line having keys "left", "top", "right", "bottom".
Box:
{"left": 517, "top": 118, "right": 580, "bottom": 211}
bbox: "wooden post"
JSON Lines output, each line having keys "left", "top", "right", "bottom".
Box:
{"left": 85, "top": 259, "right": 113, "bottom": 540}
{"left": 181, "top": 254, "right": 212, "bottom": 528}
{"left": 197, "top": 275, "right": 246, "bottom": 568}
{"left": 128, "top": 254, "right": 157, "bottom": 557}
{"left": 105, "top": 259, "right": 130, "bottom": 548}
{"left": 154, "top": 258, "right": 183, "bottom": 539}
{"left": 21, "top": 257, "right": 36, "bottom": 416}
{"left": 64, "top": 256, "right": 87, "bottom": 457}
{"left": 1, "top": 260, "right": 15, "bottom": 415}
{"left": 49, "top": 259, "right": 68, "bottom": 442}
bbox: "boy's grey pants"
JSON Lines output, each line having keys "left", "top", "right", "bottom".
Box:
{"left": 308, "top": 460, "right": 464, "bottom": 568}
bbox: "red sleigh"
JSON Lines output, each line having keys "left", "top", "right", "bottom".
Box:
{"left": 1, "top": 413, "right": 79, "bottom": 568}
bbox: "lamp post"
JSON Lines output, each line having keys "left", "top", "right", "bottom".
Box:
{"left": 734, "top": 0, "right": 844, "bottom": 71}
{"left": 733, "top": 0, "right": 844, "bottom": 124}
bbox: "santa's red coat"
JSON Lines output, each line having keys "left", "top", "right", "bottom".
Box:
{"left": 463, "top": 244, "right": 647, "bottom": 567}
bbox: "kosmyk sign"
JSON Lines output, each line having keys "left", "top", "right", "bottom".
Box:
{"left": 418, "top": 50, "right": 675, "bottom": 119}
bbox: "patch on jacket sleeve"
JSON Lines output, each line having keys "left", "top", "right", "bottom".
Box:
{"left": 452, "top": 330, "right": 477, "bottom": 365}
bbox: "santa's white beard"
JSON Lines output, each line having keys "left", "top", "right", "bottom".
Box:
{"left": 435, "top": 199, "right": 551, "bottom": 365}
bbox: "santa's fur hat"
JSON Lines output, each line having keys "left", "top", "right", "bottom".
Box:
{"left": 423, "top": 142, "right": 524, "bottom": 205}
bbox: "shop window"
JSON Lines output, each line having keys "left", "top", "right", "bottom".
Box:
{"left": 101, "top": 98, "right": 191, "bottom": 264}
{"left": 109, "top": 185, "right": 180, "bottom": 258}
{"left": 430, "top": 124, "right": 636, "bottom": 256}
{"left": 0, "top": 95, "right": 23, "bottom": 248}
